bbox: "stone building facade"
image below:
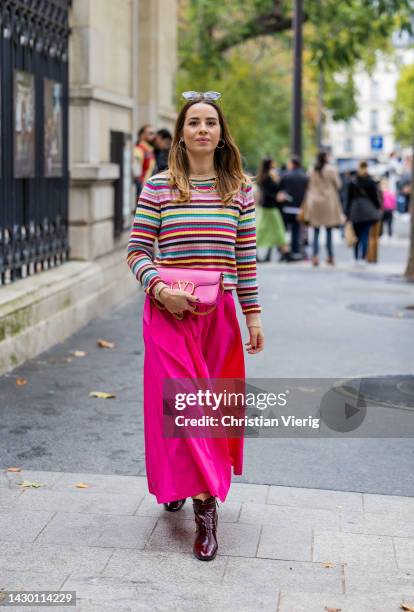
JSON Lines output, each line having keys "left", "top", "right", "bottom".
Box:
{"left": 0, "top": 0, "right": 177, "bottom": 374}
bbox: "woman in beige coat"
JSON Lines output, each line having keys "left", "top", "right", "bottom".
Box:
{"left": 303, "top": 151, "right": 343, "bottom": 266}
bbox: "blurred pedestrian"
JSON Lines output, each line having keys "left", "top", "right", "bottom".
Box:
{"left": 387, "top": 151, "right": 402, "bottom": 194}
{"left": 380, "top": 178, "right": 396, "bottom": 237}
{"left": 255, "top": 157, "right": 290, "bottom": 263}
{"left": 126, "top": 90, "right": 263, "bottom": 562}
{"left": 366, "top": 218, "right": 382, "bottom": 263}
{"left": 346, "top": 161, "right": 382, "bottom": 264}
{"left": 153, "top": 128, "right": 172, "bottom": 174}
{"left": 277, "top": 155, "right": 309, "bottom": 259}
{"left": 397, "top": 154, "right": 412, "bottom": 213}
{"left": 133, "top": 125, "right": 156, "bottom": 200}
{"left": 367, "top": 176, "right": 385, "bottom": 263}
{"left": 303, "top": 151, "right": 343, "bottom": 266}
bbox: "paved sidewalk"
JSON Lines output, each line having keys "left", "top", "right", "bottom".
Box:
{"left": 1, "top": 469, "right": 414, "bottom": 611}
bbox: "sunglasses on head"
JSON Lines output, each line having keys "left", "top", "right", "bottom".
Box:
{"left": 181, "top": 91, "right": 222, "bottom": 102}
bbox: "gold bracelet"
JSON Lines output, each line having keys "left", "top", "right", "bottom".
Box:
{"left": 154, "top": 282, "right": 169, "bottom": 301}
{"left": 158, "top": 286, "right": 169, "bottom": 300}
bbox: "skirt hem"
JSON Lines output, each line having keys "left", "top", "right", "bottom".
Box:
{"left": 149, "top": 466, "right": 243, "bottom": 504}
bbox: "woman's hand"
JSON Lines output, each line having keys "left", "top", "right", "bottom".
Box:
{"left": 245, "top": 325, "right": 265, "bottom": 354}
{"left": 158, "top": 287, "right": 198, "bottom": 317}
{"left": 276, "top": 191, "right": 288, "bottom": 203}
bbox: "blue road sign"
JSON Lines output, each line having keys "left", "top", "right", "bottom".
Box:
{"left": 371, "top": 136, "right": 383, "bottom": 151}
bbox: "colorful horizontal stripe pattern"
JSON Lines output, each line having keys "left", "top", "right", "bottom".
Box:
{"left": 126, "top": 173, "right": 261, "bottom": 314}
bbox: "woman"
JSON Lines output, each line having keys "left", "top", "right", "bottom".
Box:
{"left": 303, "top": 151, "right": 343, "bottom": 266}
{"left": 126, "top": 91, "right": 264, "bottom": 562}
{"left": 255, "top": 157, "right": 290, "bottom": 263}
{"left": 380, "top": 178, "right": 396, "bottom": 237}
{"left": 346, "top": 161, "right": 382, "bottom": 264}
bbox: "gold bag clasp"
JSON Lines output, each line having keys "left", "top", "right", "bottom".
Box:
{"left": 170, "top": 280, "right": 195, "bottom": 294}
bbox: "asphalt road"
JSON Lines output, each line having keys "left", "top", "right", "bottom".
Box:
{"left": 1, "top": 238, "right": 414, "bottom": 496}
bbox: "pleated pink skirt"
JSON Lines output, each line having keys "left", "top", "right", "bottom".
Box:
{"left": 142, "top": 290, "right": 245, "bottom": 504}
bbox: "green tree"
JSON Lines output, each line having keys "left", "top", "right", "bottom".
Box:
{"left": 178, "top": 0, "right": 412, "bottom": 166}
{"left": 317, "top": 73, "right": 355, "bottom": 121}
{"left": 177, "top": 38, "right": 294, "bottom": 170}
{"left": 393, "top": 63, "right": 414, "bottom": 145}
{"left": 392, "top": 63, "right": 414, "bottom": 281}
{"left": 181, "top": 0, "right": 412, "bottom": 63}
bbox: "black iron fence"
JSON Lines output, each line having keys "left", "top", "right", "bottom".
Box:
{"left": 0, "top": 0, "right": 70, "bottom": 285}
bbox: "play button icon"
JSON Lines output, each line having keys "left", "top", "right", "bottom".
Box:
{"left": 319, "top": 384, "right": 367, "bottom": 432}
{"left": 345, "top": 402, "right": 361, "bottom": 419}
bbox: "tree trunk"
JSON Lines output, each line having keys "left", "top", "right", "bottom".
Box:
{"left": 404, "top": 144, "right": 414, "bottom": 281}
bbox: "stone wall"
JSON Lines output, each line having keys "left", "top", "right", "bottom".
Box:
{"left": 0, "top": 0, "right": 177, "bottom": 374}
{"left": 69, "top": 0, "right": 177, "bottom": 261}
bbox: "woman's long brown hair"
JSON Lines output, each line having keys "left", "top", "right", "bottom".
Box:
{"left": 165, "top": 99, "right": 249, "bottom": 205}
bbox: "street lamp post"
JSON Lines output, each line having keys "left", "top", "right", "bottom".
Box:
{"left": 292, "top": 0, "right": 303, "bottom": 159}
{"left": 316, "top": 71, "right": 324, "bottom": 150}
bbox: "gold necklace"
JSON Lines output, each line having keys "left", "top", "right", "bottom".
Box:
{"left": 189, "top": 177, "right": 217, "bottom": 193}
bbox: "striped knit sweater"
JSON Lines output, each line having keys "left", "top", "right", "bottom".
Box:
{"left": 126, "top": 172, "right": 261, "bottom": 314}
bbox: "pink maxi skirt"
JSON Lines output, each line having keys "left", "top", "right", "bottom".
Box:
{"left": 142, "top": 289, "right": 245, "bottom": 504}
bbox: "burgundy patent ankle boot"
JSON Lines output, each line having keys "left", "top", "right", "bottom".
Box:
{"left": 192, "top": 496, "right": 218, "bottom": 561}
{"left": 163, "top": 498, "right": 186, "bottom": 512}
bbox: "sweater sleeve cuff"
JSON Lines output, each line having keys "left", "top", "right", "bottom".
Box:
{"left": 145, "top": 276, "right": 164, "bottom": 297}
{"left": 242, "top": 304, "right": 262, "bottom": 315}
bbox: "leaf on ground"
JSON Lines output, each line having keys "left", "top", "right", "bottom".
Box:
{"left": 324, "top": 607, "right": 342, "bottom": 612}
{"left": 322, "top": 562, "right": 335, "bottom": 568}
{"left": 97, "top": 339, "right": 115, "bottom": 349}
{"left": 7, "top": 467, "right": 22, "bottom": 472}
{"left": 70, "top": 350, "right": 86, "bottom": 357}
{"left": 75, "top": 483, "right": 89, "bottom": 488}
{"left": 89, "top": 391, "right": 116, "bottom": 399}
{"left": 18, "top": 480, "right": 43, "bottom": 488}
{"left": 401, "top": 603, "right": 414, "bottom": 611}
{"left": 16, "top": 378, "right": 27, "bottom": 386}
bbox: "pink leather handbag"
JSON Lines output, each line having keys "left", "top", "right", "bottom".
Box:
{"left": 151, "top": 267, "right": 225, "bottom": 319}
